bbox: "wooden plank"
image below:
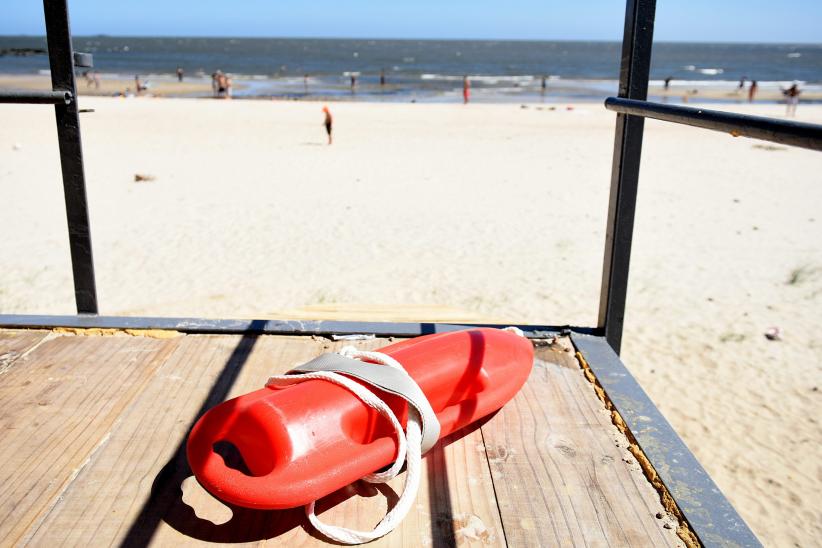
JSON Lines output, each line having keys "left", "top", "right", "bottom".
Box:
{"left": 26, "top": 334, "right": 504, "bottom": 546}
{"left": 24, "top": 333, "right": 287, "bottom": 546}
{"left": 0, "top": 332, "right": 180, "bottom": 545}
{"left": 0, "top": 329, "right": 50, "bottom": 373}
{"left": 480, "top": 337, "right": 681, "bottom": 547}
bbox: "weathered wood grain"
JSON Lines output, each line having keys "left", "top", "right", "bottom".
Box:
{"left": 479, "top": 338, "right": 681, "bottom": 547}
{"left": 24, "top": 333, "right": 292, "bottom": 546}
{"left": 0, "top": 333, "right": 180, "bottom": 545}
{"left": 0, "top": 329, "right": 50, "bottom": 374}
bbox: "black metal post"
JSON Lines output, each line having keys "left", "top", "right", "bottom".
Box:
{"left": 598, "top": 0, "right": 656, "bottom": 354}
{"left": 43, "top": 0, "right": 98, "bottom": 314}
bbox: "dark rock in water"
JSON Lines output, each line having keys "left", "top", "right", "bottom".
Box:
{"left": 0, "top": 47, "right": 47, "bottom": 57}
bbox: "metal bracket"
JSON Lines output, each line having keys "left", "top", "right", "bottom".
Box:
{"left": 73, "top": 51, "right": 93, "bottom": 68}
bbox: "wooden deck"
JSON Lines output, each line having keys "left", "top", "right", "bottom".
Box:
{"left": 0, "top": 328, "right": 683, "bottom": 546}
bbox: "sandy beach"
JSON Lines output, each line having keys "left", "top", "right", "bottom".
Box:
{"left": 0, "top": 73, "right": 219, "bottom": 97}
{"left": 1, "top": 96, "right": 820, "bottom": 545}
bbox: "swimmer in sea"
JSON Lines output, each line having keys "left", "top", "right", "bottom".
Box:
{"left": 323, "top": 106, "right": 333, "bottom": 145}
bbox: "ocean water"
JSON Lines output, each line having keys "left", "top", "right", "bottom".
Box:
{"left": 1, "top": 36, "right": 820, "bottom": 102}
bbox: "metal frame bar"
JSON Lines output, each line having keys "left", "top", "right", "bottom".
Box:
{"left": 0, "top": 314, "right": 579, "bottom": 339}
{"left": 43, "top": 0, "right": 98, "bottom": 314}
{"left": 571, "top": 334, "right": 761, "bottom": 547}
{"left": 597, "top": 0, "right": 656, "bottom": 355}
{"left": 606, "top": 97, "right": 822, "bottom": 152}
{"left": 0, "top": 89, "right": 73, "bottom": 104}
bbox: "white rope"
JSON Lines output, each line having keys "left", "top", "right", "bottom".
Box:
{"left": 501, "top": 326, "right": 525, "bottom": 337}
{"left": 265, "top": 328, "right": 524, "bottom": 544}
{"left": 266, "top": 346, "right": 424, "bottom": 544}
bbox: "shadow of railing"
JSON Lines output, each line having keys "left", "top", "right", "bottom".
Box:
{"left": 120, "top": 327, "right": 264, "bottom": 546}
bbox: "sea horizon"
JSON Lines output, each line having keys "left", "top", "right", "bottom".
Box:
{"left": 4, "top": 33, "right": 822, "bottom": 45}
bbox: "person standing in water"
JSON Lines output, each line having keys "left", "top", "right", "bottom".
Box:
{"left": 350, "top": 74, "right": 357, "bottom": 93}
{"left": 541, "top": 75, "right": 547, "bottom": 94}
{"left": 463, "top": 75, "right": 470, "bottom": 104}
{"left": 176, "top": 67, "right": 184, "bottom": 82}
{"left": 323, "top": 106, "right": 333, "bottom": 145}
{"left": 748, "top": 80, "right": 758, "bottom": 102}
{"left": 380, "top": 69, "right": 386, "bottom": 88}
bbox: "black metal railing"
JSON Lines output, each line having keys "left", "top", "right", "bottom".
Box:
{"left": 597, "top": 0, "right": 656, "bottom": 355}
{"left": 597, "top": 0, "right": 822, "bottom": 354}
{"left": 0, "top": 0, "right": 98, "bottom": 314}
{"left": 0, "top": 89, "right": 73, "bottom": 104}
{"left": 605, "top": 97, "right": 822, "bottom": 152}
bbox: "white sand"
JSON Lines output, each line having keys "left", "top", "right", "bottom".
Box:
{"left": 1, "top": 97, "right": 821, "bottom": 545}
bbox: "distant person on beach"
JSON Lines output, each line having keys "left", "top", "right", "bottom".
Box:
{"left": 214, "top": 71, "right": 228, "bottom": 98}
{"left": 748, "top": 80, "right": 758, "bottom": 102}
{"left": 211, "top": 71, "right": 220, "bottom": 97}
{"left": 176, "top": 67, "right": 184, "bottom": 82}
{"left": 664, "top": 76, "right": 672, "bottom": 90}
{"left": 782, "top": 83, "right": 800, "bottom": 116}
{"left": 84, "top": 70, "right": 100, "bottom": 90}
{"left": 350, "top": 74, "right": 357, "bottom": 92}
{"left": 322, "top": 105, "right": 333, "bottom": 145}
{"left": 134, "top": 75, "right": 147, "bottom": 95}
{"left": 738, "top": 76, "right": 747, "bottom": 91}
{"left": 682, "top": 89, "right": 697, "bottom": 103}
{"left": 463, "top": 75, "right": 470, "bottom": 104}
{"left": 541, "top": 75, "right": 547, "bottom": 93}
{"left": 380, "top": 69, "right": 386, "bottom": 88}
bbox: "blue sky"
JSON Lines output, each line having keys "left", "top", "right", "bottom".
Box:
{"left": 2, "top": 0, "right": 821, "bottom": 43}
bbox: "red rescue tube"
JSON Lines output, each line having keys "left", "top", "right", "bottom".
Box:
{"left": 187, "top": 328, "right": 533, "bottom": 509}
